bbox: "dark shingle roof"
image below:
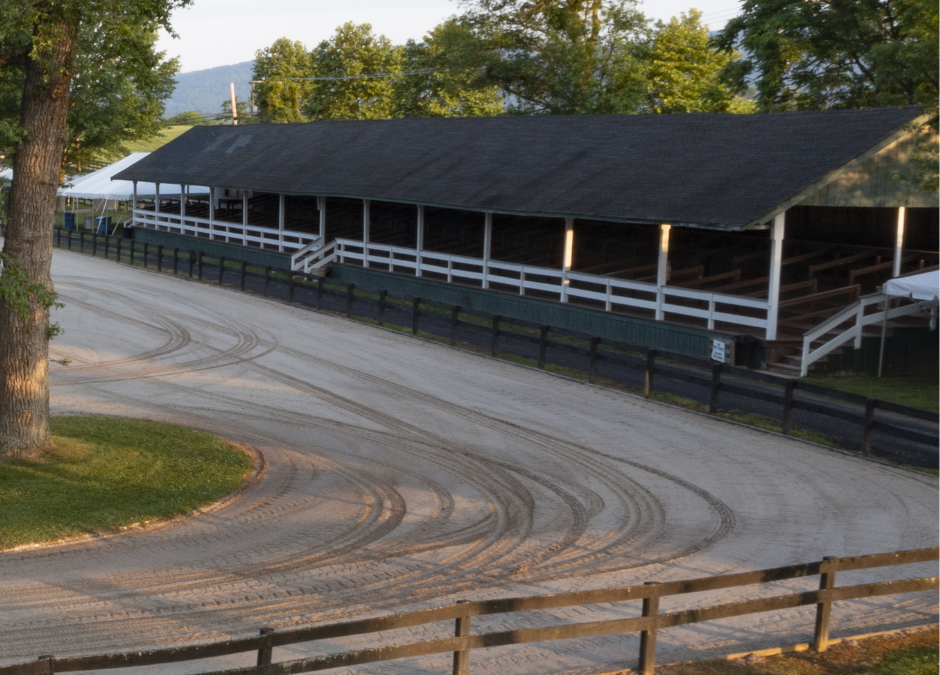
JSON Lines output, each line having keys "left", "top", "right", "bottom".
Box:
{"left": 115, "top": 107, "right": 922, "bottom": 230}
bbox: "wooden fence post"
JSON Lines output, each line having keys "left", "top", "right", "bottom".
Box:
{"left": 538, "top": 326, "right": 550, "bottom": 368}
{"left": 316, "top": 278, "right": 324, "bottom": 310}
{"left": 116, "top": 238, "right": 121, "bottom": 263}
{"left": 491, "top": 315, "right": 501, "bottom": 356}
{"left": 862, "top": 400, "right": 877, "bottom": 455}
{"left": 129, "top": 241, "right": 135, "bottom": 266}
{"left": 263, "top": 266, "right": 271, "bottom": 297}
{"left": 92, "top": 232, "right": 98, "bottom": 256}
{"left": 452, "top": 600, "right": 470, "bottom": 675}
{"left": 197, "top": 252, "right": 203, "bottom": 280}
{"left": 813, "top": 556, "right": 840, "bottom": 652}
{"left": 289, "top": 275, "right": 296, "bottom": 303}
{"left": 637, "top": 582, "right": 660, "bottom": 675}
{"left": 218, "top": 256, "right": 226, "bottom": 285}
{"left": 173, "top": 248, "right": 179, "bottom": 275}
{"left": 37, "top": 655, "right": 53, "bottom": 675}
{"left": 644, "top": 350, "right": 657, "bottom": 399}
{"left": 80, "top": 230, "right": 85, "bottom": 252}
{"left": 589, "top": 337, "right": 600, "bottom": 383}
{"left": 103, "top": 236, "right": 109, "bottom": 260}
{"left": 450, "top": 306, "right": 460, "bottom": 346}
{"left": 347, "top": 284, "right": 356, "bottom": 317}
{"left": 240, "top": 260, "right": 247, "bottom": 291}
{"left": 67, "top": 229, "right": 73, "bottom": 250}
{"left": 256, "top": 626, "right": 275, "bottom": 668}
{"left": 142, "top": 242, "right": 148, "bottom": 268}
{"left": 412, "top": 297, "right": 421, "bottom": 335}
{"left": 55, "top": 229, "right": 61, "bottom": 247}
{"left": 378, "top": 290, "right": 387, "bottom": 326}
{"left": 782, "top": 380, "right": 795, "bottom": 434}
{"left": 709, "top": 364, "right": 722, "bottom": 414}
{"left": 156, "top": 245, "right": 163, "bottom": 271}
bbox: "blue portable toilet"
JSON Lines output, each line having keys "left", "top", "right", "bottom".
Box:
{"left": 64, "top": 212, "right": 75, "bottom": 230}
{"left": 96, "top": 216, "right": 110, "bottom": 234}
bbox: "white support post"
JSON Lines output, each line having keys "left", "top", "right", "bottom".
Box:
{"left": 242, "top": 191, "right": 248, "bottom": 245}
{"left": 363, "top": 200, "right": 371, "bottom": 268}
{"left": 278, "top": 193, "right": 285, "bottom": 253}
{"left": 766, "top": 212, "right": 786, "bottom": 341}
{"left": 561, "top": 218, "right": 574, "bottom": 303}
{"left": 155, "top": 183, "right": 161, "bottom": 215}
{"left": 208, "top": 187, "right": 215, "bottom": 240}
{"left": 482, "top": 212, "right": 493, "bottom": 289}
{"left": 132, "top": 182, "right": 138, "bottom": 225}
{"left": 893, "top": 206, "right": 906, "bottom": 278}
{"left": 416, "top": 205, "right": 425, "bottom": 278}
{"left": 655, "top": 224, "right": 671, "bottom": 321}
{"left": 180, "top": 185, "right": 186, "bottom": 220}
{"left": 318, "top": 197, "right": 326, "bottom": 244}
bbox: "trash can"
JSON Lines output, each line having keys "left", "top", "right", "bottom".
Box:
{"left": 64, "top": 212, "right": 75, "bottom": 230}
{"left": 95, "top": 216, "right": 111, "bottom": 234}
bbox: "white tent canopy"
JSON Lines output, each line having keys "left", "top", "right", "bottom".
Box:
{"left": 57, "top": 153, "right": 208, "bottom": 201}
{"left": 884, "top": 270, "right": 940, "bottom": 302}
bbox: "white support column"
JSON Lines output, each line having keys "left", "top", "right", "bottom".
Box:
{"left": 766, "top": 212, "right": 786, "bottom": 341}
{"left": 416, "top": 205, "right": 425, "bottom": 278}
{"left": 132, "top": 182, "right": 138, "bottom": 226}
{"left": 278, "top": 194, "right": 285, "bottom": 253}
{"left": 655, "top": 224, "right": 671, "bottom": 321}
{"left": 482, "top": 212, "right": 493, "bottom": 289}
{"left": 893, "top": 206, "right": 906, "bottom": 278}
{"left": 242, "top": 191, "right": 249, "bottom": 245}
{"left": 561, "top": 218, "right": 574, "bottom": 303}
{"left": 363, "top": 199, "right": 371, "bottom": 268}
{"left": 208, "top": 187, "right": 215, "bottom": 240}
{"left": 154, "top": 183, "right": 160, "bottom": 215}
{"left": 318, "top": 197, "right": 326, "bottom": 243}
{"left": 180, "top": 185, "right": 186, "bottom": 219}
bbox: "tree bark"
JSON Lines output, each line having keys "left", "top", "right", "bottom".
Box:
{"left": 0, "top": 16, "right": 76, "bottom": 458}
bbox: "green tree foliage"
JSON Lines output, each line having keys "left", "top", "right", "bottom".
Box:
{"left": 391, "top": 21, "right": 504, "bottom": 118}
{"left": 645, "top": 10, "right": 754, "bottom": 114}
{"left": 66, "top": 24, "right": 179, "bottom": 168}
{"left": 716, "top": 0, "right": 939, "bottom": 112}
{"left": 164, "top": 110, "right": 210, "bottom": 126}
{"left": 253, "top": 38, "right": 312, "bottom": 123}
{"left": 304, "top": 23, "right": 402, "bottom": 120}
{"left": 0, "top": 6, "right": 181, "bottom": 168}
{"left": 447, "top": 0, "right": 650, "bottom": 114}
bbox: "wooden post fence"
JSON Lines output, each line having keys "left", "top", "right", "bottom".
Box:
{"left": 450, "top": 306, "right": 461, "bottom": 346}
{"left": 412, "top": 297, "right": 421, "bottom": 335}
{"left": 709, "top": 364, "right": 722, "bottom": 414}
{"left": 538, "top": 325, "right": 550, "bottom": 368}
{"left": 644, "top": 350, "right": 657, "bottom": 398}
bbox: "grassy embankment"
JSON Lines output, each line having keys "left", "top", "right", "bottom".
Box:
{"left": 657, "top": 626, "right": 938, "bottom": 675}
{"left": 0, "top": 416, "right": 252, "bottom": 551}
{"left": 808, "top": 373, "right": 938, "bottom": 414}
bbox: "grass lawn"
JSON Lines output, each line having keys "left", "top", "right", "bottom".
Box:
{"left": 807, "top": 374, "right": 939, "bottom": 414}
{"left": 116, "top": 125, "right": 193, "bottom": 155}
{"left": 0, "top": 417, "right": 253, "bottom": 551}
{"left": 657, "top": 626, "right": 938, "bottom": 675}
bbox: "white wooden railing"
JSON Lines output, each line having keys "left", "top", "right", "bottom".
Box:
{"left": 132, "top": 210, "right": 320, "bottom": 253}
{"left": 292, "top": 239, "right": 337, "bottom": 272}
{"left": 800, "top": 293, "right": 936, "bottom": 376}
{"left": 313, "top": 239, "right": 769, "bottom": 332}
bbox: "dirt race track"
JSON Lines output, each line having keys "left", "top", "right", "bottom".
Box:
{"left": 0, "top": 248, "right": 936, "bottom": 674}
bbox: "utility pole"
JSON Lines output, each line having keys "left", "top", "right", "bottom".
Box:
{"left": 230, "top": 82, "right": 238, "bottom": 126}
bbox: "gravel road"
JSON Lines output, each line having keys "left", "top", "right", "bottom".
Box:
{"left": 0, "top": 247, "right": 936, "bottom": 674}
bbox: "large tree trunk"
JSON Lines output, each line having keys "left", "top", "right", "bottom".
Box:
{"left": 0, "top": 18, "right": 76, "bottom": 458}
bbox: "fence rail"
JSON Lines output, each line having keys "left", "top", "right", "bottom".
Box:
{"left": 44, "top": 228, "right": 940, "bottom": 466}
{"left": 2, "top": 547, "right": 935, "bottom": 675}
{"left": 327, "top": 239, "right": 770, "bottom": 333}
{"left": 133, "top": 211, "right": 319, "bottom": 254}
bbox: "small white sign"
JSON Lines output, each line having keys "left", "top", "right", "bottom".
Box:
{"left": 711, "top": 339, "right": 727, "bottom": 363}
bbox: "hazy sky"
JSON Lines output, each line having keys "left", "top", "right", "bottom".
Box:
{"left": 158, "top": 0, "right": 742, "bottom": 73}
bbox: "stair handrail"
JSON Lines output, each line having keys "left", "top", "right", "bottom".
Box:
{"left": 291, "top": 238, "right": 340, "bottom": 273}
{"left": 800, "top": 293, "right": 934, "bottom": 377}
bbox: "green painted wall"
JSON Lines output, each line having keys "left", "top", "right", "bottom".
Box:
{"left": 330, "top": 265, "right": 732, "bottom": 360}
{"left": 130, "top": 228, "right": 292, "bottom": 270}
